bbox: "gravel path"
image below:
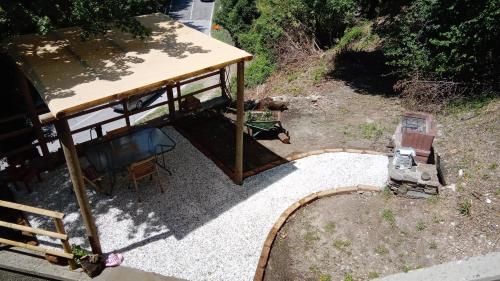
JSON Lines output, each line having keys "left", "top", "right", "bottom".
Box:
{"left": 13, "top": 127, "right": 388, "bottom": 281}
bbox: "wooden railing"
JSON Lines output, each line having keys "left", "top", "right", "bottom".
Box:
{"left": 0, "top": 68, "right": 229, "bottom": 161}
{"left": 0, "top": 200, "right": 77, "bottom": 269}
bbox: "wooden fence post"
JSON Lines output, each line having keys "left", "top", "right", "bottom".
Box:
{"left": 54, "top": 118, "right": 102, "bottom": 255}
{"left": 166, "top": 84, "right": 175, "bottom": 120}
{"left": 53, "top": 218, "right": 77, "bottom": 270}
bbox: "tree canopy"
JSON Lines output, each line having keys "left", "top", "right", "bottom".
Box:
{"left": 0, "top": 0, "right": 163, "bottom": 41}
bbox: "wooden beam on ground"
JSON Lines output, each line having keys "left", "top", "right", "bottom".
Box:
{"left": 234, "top": 61, "right": 245, "bottom": 185}
{"left": 54, "top": 119, "right": 102, "bottom": 254}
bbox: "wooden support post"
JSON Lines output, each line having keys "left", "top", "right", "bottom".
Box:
{"left": 234, "top": 62, "right": 245, "bottom": 185}
{"left": 95, "top": 125, "right": 103, "bottom": 138}
{"left": 53, "top": 218, "right": 77, "bottom": 270}
{"left": 122, "top": 100, "right": 131, "bottom": 127}
{"left": 16, "top": 72, "right": 51, "bottom": 168}
{"left": 166, "top": 85, "right": 175, "bottom": 120}
{"left": 176, "top": 82, "right": 182, "bottom": 110}
{"left": 54, "top": 119, "right": 102, "bottom": 255}
{"left": 220, "top": 68, "right": 228, "bottom": 99}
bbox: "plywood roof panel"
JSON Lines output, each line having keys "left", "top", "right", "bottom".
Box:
{"left": 2, "top": 13, "right": 252, "bottom": 118}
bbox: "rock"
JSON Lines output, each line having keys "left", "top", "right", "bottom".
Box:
{"left": 486, "top": 198, "right": 492, "bottom": 204}
{"left": 458, "top": 169, "right": 464, "bottom": 177}
{"left": 424, "top": 187, "right": 438, "bottom": 195}
{"left": 460, "top": 112, "right": 476, "bottom": 121}
{"left": 421, "top": 172, "right": 431, "bottom": 181}
{"left": 407, "top": 191, "right": 431, "bottom": 199}
{"left": 446, "top": 183, "right": 457, "bottom": 192}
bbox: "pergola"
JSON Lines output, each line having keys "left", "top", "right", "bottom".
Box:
{"left": 2, "top": 13, "right": 252, "bottom": 254}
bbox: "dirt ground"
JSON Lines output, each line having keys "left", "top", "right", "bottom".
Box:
{"left": 264, "top": 192, "right": 499, "bottom": 281}
{"left": 243, "top": 53, "right": 499, "bottom": 280}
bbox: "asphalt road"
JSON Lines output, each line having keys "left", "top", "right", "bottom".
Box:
{"left": 47, "top": 0, "right": 215, "bottom": 151}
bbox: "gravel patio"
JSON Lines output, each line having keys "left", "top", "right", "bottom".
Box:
{"left": 12, "top": 127, "right": 388, "bottom": 281}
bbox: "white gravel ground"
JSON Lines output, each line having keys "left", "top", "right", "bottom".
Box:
{"left": 13, "top": 127, "right": 388, "bottom": 281}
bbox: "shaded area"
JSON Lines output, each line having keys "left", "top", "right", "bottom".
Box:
{"left": 0, "top": 187, "right": 37, "bottom": 245}
{"left": 329, "top": 50, "right": 397, "bottom": 96}
{"left": 11, "top": 127, "right": 296, "bottom": 248}
{"left": 175, "top": 112, "right": 288, "bottom": 179}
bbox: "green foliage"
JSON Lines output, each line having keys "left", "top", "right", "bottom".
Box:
{"left": 320, "top": 273, "right": 332, "bottom": 281}
{"left": 337, "top": 21, "right": 380, "bottom": 52}
{"left": 368, "top": 272, "right": 380, "bottom": 279}
{"left": 215, "top": 0, "right": 358, "bottom": 86}
{"left": 381, "top": 185, "right": 393, "bottom": 199}
{"left": 245, "top": 54, "right": 276, "bottom": 87}
{"left": 458, "top": 200, "right": 471, "bottom": 216}
{"left": 360, "top": 122, "right": 383, "bottom": 139}
{"left": 381, "top": 209, "right": 395, "bottom": 225}
{"left": 324, "top": 221, "right": 336, "bottom": 233}
{"left": 382, "top": 0, "right": 499, "bottom": 82}
{"left": 333, "top": 239, "right": 351, "bottom": 251}
{"left": 416, "top": 221, "right": 427, "bottom": 231}
{"left": 311, "top": 63, "right": 328, "bottom": 84}
{"left": 344, "top": 273, "right": 354, "bottom": 281}
{"left": 374, "top": 245, "right": 389, "bottom": 255}
{"left": 71, "top": 244, "right": 89, "bottom": 265}
{"left": 337, "top": 25, "right": 365, "bottom": 51}
{"left": 212, "top": 27, "right": 235, "bottom": 46}
{"left": 0, "top": 1, "right": 162, "bottom": 40}
{"left": 214, "top": 0, "right": 259, "bottom": 39}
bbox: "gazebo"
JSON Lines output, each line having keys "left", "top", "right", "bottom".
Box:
{"left": 2, "top": 13, "right": 252, "bottom": 254}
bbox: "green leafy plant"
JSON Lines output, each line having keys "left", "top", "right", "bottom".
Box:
{"left": 374, "top": 245, "right": 388, "bottom": 255}
{"left": 360, "top": 122, "right": 383, "bottom": 140}
{"left": 368, "top": 272, "right": 380, "bottom": 279}
{"left": 458, "top": 200, "right": 472, "bottom": 216}
{"left": 344, "top": 273, "right": 354, "bottom": 281}
{"left": 71, "top": 244, "right": 89, "bottom": 265}
{"left": 333, "top": 239, "right": 351, "bottom": 251}
{"left": 416, "top": 221, "right": 426, "bottom": 231}
{"left": 320, "top": 273, "right": 332, "bottom": 281}
{"left": 324, "top": 221, "right": 336, "bottom": 233}
{"left": 381, "top": 209, "right": 395, "bottom": 225}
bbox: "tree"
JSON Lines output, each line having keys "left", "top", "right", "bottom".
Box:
{"left": 382, "top": 0, "right": 500, "bottom": 82}
{"left": 0, "top": 0, "right": 163, "bottom": 41}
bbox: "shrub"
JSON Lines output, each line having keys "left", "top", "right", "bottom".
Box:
{"left": 382, "top": 209, "right": 395, "bottom": 225}
{"left": 382, "top": 0, "right": 499, "bottom": 82}
{"left": 458, "top": 200, "right": 472, "bottom": 216}
{"left": 245, "top": 54, "right": 276, "bottom": 87}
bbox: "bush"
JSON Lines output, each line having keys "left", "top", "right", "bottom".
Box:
{"left": 382, "top": 0, "right": 499, "bottom": 82}
{"left": 245, "top": 54, "right": 276, "bottom": 87}
{"left": 215, "top": 0, "right": 358, "bottom": 86}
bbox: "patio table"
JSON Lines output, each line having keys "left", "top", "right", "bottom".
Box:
{"left": 85, "top": 127, "right": 175, "bottom": 193}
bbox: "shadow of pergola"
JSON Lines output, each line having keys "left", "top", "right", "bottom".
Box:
{"left": 12, "top": 127, "right": 297, "bottom": 254}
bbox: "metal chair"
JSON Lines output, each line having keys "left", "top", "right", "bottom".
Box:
{"left": 127, "top": 156, "right": 164, "bottom": 202}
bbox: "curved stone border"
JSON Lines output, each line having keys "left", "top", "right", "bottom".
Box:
{"left": 253, "top": 185, "right": 381, "bottom": 281}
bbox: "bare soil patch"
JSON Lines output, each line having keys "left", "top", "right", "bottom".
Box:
{"left": 264, "top": 192, "right": 499, "bottom": 281}
{"left": 245, "top": 52, "right": 499, "bottom": 280}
